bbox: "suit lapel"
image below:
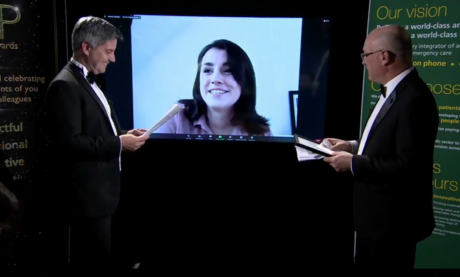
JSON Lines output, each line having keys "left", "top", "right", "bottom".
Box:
{"left": 364, "top": 69, "right": 417, "bottom": 144}
{"left": 64, "top": 63, "right": 113, "bottom": 131}
{"left": 367, "top": 91, "right": 397, "bottom": 140}
{"left": 108, "top": 99, "right": 122, "bottom": 135}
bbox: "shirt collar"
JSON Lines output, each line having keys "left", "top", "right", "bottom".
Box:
{"left": 70, "top": 57, "right": 89, "bottom": 77}
{"left": 382, "top": 67, "right": 414, "bottom": 98}
{"left": 192, "top": 114, "right": 246, "bottom": 135}
{"left": 193, "top": 115, "right": 212, "bottom": 133}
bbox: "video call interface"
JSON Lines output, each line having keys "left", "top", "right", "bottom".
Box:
{"left": 102, "top": 14, "right": 332, "bottom": 143}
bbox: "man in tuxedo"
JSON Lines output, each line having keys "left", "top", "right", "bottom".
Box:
{"left": 44, "top": 16, "right": 148, "bottom": 271}
{"left": 323, "top": 25, "right": 439, "bottom": 274}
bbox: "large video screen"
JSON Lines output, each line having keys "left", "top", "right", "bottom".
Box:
{"left": 101, "top": 14, "right": 331, "bottom": 143}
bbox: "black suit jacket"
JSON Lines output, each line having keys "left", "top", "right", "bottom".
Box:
{"left": 44, "top": 62, "right": 126, "bottom": 217}
{"left": 351, "top": 68, "right": 439, "bottom": 243}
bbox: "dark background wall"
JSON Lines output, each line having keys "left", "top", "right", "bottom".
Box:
{"left": 0, "top": 0, "right": 57, "bottom": 271}
{"left": 0, "top": 0, "right": 374, "bottom": 274}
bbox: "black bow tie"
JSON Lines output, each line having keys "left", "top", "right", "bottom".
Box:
{"left": 380, "top": 84, "right": 386, "bottom": 98}
{"left": 86, "top": 71, "right": 96, "bottom": 84}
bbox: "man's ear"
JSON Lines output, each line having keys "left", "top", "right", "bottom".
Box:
{"left": 381, "top": 51, "right": 395, "bottom": 66}
{"left": 81, "top": 42, "right": 91, "bottom": 56}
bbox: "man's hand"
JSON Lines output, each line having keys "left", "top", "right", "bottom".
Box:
{"left": 120, "top": 134, "right": 148, "bottom": 152}
{"left": 128, "top": 128, "right": 148, "bottom": 136}
{"left": 323, "top": 151, "right": 353, "bottom": 172}
{"left": 323, "top": 138, "right": 352, "bottom": 152}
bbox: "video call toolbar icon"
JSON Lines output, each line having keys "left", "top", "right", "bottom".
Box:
{"left": 181, "top": 134, "right": 259, "bottom": 141}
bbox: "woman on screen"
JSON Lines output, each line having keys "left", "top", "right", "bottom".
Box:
{"left": 154, "top": 39, "right": 272, "bottom": 136}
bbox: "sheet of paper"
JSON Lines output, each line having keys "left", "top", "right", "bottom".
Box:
{"left": 320, "top": 139, "right": 332, "bottom": 149}
{"left": 296, "top": 136, "right": 333, "bottom": 156}
{"left": 143, "top": 103, "right": 184, "bottom": 137}
{"left": 317, "top": 143, "right": 332, "bottom": 153}
{"left": 295, "top": 146, "right": 324, "bottom": 161}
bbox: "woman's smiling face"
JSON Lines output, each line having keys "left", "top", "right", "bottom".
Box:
{"left": 199, "top": 47, "right": 241, "bottom": 111}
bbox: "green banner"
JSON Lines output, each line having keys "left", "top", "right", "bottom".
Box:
{"left": 363, "top": 0, "right": 460, "bottom": 269}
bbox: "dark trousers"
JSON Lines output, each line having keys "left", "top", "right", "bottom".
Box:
{"left": 354, "top": 233, "right": 417, "bottom": 276}
{"left": 69, "top": 215, "right": 113, "bottom": 272}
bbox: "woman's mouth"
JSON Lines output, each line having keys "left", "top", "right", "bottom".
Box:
{"left": 208, "top": 89, "right": 228, "bottom": 95}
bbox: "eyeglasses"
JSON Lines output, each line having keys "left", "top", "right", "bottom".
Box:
{"left": 360, "top": 49, "right": 384, "bottom": 60}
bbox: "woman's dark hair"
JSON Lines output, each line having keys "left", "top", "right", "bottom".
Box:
{"left": 179, "top": 39, "right": 270, "bottom": 135}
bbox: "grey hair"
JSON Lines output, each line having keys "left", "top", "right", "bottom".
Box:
{"left": 71, "top": 16, "right": 123, "bottom": 52}
{"left": 377, "top": 25, "right": 412, "bottom": 60}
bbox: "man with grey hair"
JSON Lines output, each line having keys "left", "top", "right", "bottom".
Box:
{"left": 45, "top": 16, "right": 148, "bottom": 271}
{"left": 323, "top": 25, "right": 439, "bottom": 274}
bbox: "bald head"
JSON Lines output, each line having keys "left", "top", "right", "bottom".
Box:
{"left": 368, "top": 25, "right": 412, "bottom": 63}
{"left": 362, "top": 25, "right": 413, "bottom": 84}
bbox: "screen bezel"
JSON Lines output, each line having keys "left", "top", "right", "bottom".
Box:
{"left": 59, "top": 3, "right": 333, "bottom": 144}
{"left": 289, "top": 91, "right": 298, "bottom": 135}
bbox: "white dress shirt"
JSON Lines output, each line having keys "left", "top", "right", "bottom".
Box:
{"left": 351, "top": 67, "right": 414, "bottom": 172}
{"left": 70, "top": 58, "right": 122, "bottom": 170}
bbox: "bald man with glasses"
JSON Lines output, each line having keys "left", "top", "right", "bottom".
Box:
{"left": 323, "top": 25, "right": 439, "bottom": 275}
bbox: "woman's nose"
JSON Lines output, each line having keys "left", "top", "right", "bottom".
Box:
{"left": 211, "top": 72, "right": 223, "bottom": 83}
